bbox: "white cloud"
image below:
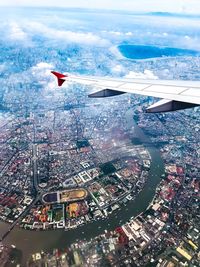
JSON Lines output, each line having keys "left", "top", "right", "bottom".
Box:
{"left": 111, "top": 64, "right": 125, "bottom": 73}
{"left": 109, "top": 31, "right": 122, "bottom": 36}
{"left": 125, "top": 32, "right": 133, "bottom": 36}
{"left": 26, "top": 22, "right": 109, "bottom": 46}
{"left": 31, "top": 62, "right": 70, "bottom": 91}
{"left": 175, "top": 36, "right": 200, "bottom": 51}
{"left": 0, "top": 64, "right": 6, "bottom": 72}
{"left": 125, "top": 70, "right": 158, "bottom": 79}
{"left": 8, "top": 22, "right": 28, "bottom": 41}
{"left": 184, "top": 35, "right": 190, "bottom": 39}
{"left": 102, "top": 30, "right": 133, "bottom": 38}
{"left": 32, "top": 62, "right": 54, "bottom": 74}
{"left": 109, "top": 46, "right": 124, "bottom": 59}
{"left": 163, "top": 32, "right": 168, "bottom": 37}
{"left": 31, "top": 62, "right": 55, "bottom": 88}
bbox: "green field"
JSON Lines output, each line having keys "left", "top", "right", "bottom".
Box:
{"left": 100, "top": 162, "right": 116, "bottom": 175}
{"left": 77, "top": 139, "right": 90, "bottom": 148}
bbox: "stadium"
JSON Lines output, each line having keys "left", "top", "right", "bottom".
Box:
{"left": 42, "top": 188, "right": 88, "bottom": 204}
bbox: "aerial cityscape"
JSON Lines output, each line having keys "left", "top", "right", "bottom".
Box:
{"left": 0, "top": 2, "right": 199, "bottom": 267}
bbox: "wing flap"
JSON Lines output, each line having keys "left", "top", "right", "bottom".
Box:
{"left": 146, "top": 99, "right": 199, "bottom": 113}
{"left": 88, "top": 89, "right": 125, "bottom": 98}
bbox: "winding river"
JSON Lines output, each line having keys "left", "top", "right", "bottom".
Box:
{"left": 0, "top": 109, "right": 165, "bottom": 264}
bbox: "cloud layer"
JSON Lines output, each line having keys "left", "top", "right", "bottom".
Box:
{"left": 4, "top": 21, "right": 110, "bottom": 47}
{"left": 1, "top": 0, "right": 200, "bottom": 14}
{"left": 125, "top": 70, "right": 158, "bottom": 79}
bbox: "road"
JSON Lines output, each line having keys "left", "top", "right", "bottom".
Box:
{"left": 1, "top": 115, "right": 41, "bottom": 242}
{"left": 32, "top": 143, "right": 38, "bottom": 192}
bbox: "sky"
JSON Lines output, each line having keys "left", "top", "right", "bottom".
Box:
{"left": 0, "top": 0, "right": 200, "bottom": 14}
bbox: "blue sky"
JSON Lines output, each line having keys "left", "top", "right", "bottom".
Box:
{"left": 1, "top": 0, "right": 200, "bottom": 14}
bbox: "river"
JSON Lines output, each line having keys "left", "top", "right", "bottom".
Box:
{"left": 0, "top": 109, "right": 165, "bottom": 264}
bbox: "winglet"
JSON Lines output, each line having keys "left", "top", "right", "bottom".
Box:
{"left": 51, "top": 71, "right": 68, "bottom": 86}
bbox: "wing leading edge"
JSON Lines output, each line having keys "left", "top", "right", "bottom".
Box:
{"left": 51, "top": 71, "right": 200, "bottom": 113}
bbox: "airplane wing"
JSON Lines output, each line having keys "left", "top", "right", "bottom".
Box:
{"left": 51, "top": 71, "right": 200, "bottom": 113}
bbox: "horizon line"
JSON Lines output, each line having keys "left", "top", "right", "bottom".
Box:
{"left": 1, "top": 6, "right": 200, "bottom": 16}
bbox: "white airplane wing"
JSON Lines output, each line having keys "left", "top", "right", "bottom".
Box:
{"left": 51, "top": 71, "right": 200, "bottom": 113}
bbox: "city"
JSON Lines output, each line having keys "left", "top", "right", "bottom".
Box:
{"left": 0, "top": 4, "right": 199, "bottom": 267}
{"left": 25, "top": 100, "right": 200, "bottom": 267}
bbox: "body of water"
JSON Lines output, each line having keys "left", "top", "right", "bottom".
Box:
{"left": 118, "top": 44, "right": 199, "bottom": 59}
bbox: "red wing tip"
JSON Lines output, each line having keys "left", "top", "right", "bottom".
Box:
{"left": 51, "top": 71, "right": 68, "bottom": 87}
{"left": 51, "top": 71, "right": 68, "bottom": 78}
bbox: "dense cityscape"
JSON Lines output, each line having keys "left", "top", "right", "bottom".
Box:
{"left": 25, "top": 104, "right": 200, "bottom": 267}
{"left": 0, "top": 89, "right": 152, "bottom": 230}
{"left": 0, "top": 6, "right": 199, "bottom": 267}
